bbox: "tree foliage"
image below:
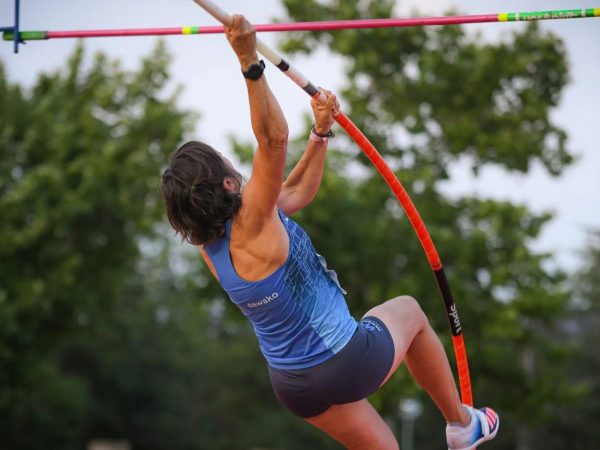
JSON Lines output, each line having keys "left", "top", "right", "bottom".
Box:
{"left": 0, "top": 42, "right": 192, "bottom": 448}
{"left": 281, "top": 0, "right": 571, "bottom": 177}
{"left": 534, "top": 231, "right": 600, "bottom": 449}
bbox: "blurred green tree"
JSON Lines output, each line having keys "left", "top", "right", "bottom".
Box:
{"left": 531, "top": 231, "right": 600, "bottom": 449}
{"left": 0, "top": 42, "right": 192, "bottom": 449}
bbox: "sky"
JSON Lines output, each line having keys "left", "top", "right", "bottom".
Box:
{"left": 1, "top": 0, "right": 599, "bottom": 271}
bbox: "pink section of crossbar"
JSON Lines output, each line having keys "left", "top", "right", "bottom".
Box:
{"left": 46, "top": 14, "right": 499, "bottom": 39}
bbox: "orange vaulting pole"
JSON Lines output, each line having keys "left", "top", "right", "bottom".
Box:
{"left": 191, "top": 0, "right": 473, "bottom": 407}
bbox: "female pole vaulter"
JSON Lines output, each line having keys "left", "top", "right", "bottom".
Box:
{"left": 160, "top": 14, "right": 499, "bottom": 450}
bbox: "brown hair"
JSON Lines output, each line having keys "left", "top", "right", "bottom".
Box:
{"left": 160, "top": 141, "right": 243, "bottom": 245}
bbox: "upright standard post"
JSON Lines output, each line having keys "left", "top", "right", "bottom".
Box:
{"left": 0, "top": 0, "right": 21, "bottom": 52}
{"left": 13, "top": 0, "right": 20, "bottom": 53}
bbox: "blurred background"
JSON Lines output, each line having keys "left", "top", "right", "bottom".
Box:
{"left": 1, "top": 1, "right": 599, "bottom": 449}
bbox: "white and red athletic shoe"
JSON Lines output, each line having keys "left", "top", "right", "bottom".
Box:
{"left": 446, "top": 405, "right": 500, "bottom": 450}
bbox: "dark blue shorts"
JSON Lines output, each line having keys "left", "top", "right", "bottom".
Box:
{"left": 267, "top": 316, "right": 395, "bottom": 418}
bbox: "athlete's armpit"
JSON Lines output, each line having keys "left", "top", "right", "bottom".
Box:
{"left": 200, "top": 246, "right": 219, "bottom": 281}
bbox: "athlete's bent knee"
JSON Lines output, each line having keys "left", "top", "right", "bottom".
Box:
{"left": 389, "top": 295, "right": 427, "bottom": 327}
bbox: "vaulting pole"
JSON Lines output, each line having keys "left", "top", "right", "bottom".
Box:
{"left": 4, "top": 8, "right": 599, "bottom": 42}
{"left": 190, "top": 0, "right": 475, "bottom": 406}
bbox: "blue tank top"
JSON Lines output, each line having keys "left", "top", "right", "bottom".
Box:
{"left": 203, "top": 210, "right": 358, "bottom": 369}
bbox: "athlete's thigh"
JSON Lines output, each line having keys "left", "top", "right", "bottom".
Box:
{"left": 362, "top": 295, "right": 427, "bottom": 383}
{"left": 305, "top": 399, "right": 399, "bottom": 450}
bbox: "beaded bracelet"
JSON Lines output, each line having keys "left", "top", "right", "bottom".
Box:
{"left": 310, "top": 124, "right": 335, "bottom": 143}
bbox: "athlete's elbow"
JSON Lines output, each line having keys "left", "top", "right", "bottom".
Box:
{"left": 288, "top": 188, "right": 317, "bottom": 215}
{"left": 269, "top": 115, "right": 289, "bottom": 143}
{"left": 270, "top": 126, "right": 289, "bottom": 148}
{"left": 264, "top": 129, "right": 289, "bottom": 154}
{"left": 255, "top": 123, "right": 288, "bottom": 151}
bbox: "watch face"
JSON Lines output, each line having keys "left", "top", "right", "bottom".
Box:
{"left": 243, "top": 60, "right": 265, "bottom": 80}
{"left": 248, "top": 66, "right": 261, "bottom": 78}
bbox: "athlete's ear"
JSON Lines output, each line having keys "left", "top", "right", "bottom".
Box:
{"left": 223, "top": 176, "right": 239, "bottom": 192}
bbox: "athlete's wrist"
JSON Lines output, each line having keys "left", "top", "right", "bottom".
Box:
{"left": 311, "top": 123, "right": 334, "bottom": 140}
{"left": 309, "top": 126, "right": 330, "bottom": 145}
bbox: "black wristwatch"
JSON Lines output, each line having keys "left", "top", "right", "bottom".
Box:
{"left": 242, "top": 60, "right": 266, "bottom": 80}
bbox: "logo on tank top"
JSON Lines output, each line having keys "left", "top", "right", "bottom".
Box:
{"left": 247, "top": 292, "right": 279, "bottom": 308}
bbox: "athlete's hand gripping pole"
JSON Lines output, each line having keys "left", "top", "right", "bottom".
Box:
{"left": 191, "top": 0, "right": 473, "bottom": 408}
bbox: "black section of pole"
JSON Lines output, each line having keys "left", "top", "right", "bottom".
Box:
{"left": 276, "top": 59, "right": 290, "bottom": 71}
{"left": 434, "top": 268, "right": 463, "bottom": 336}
